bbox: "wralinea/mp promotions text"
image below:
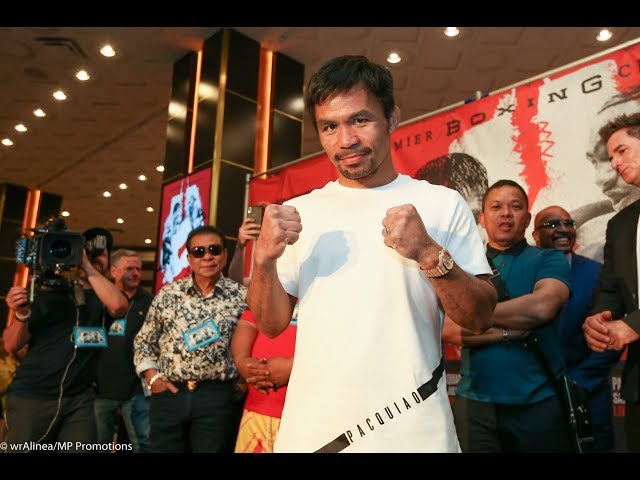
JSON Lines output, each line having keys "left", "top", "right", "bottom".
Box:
{"left": 3, "top": 441, "right": 132, "bottom": 452}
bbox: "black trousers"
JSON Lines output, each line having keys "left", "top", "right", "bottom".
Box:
{"left": 453, "top": 394, "right": 573, "bottom": 453}
{"left": 5, "top": 389, "right": 96, "bottom": 452}
{"left": 149, "top": 380, "right": 234, "bottom": 453}
{"left": 624, "top": 399, "right": 640, "bottom": 452}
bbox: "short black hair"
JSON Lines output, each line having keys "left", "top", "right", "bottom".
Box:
{"left": 186, "top": 225, "right": 226, "bottom": 251}
{"left": 304, "top": 55, "right": 395, "bottom": 132}
{"left": 482, "top": 179, "right": 529, "bottom": 211}
{"left": 82, "top": 227, "right": 114, "bottom": 255}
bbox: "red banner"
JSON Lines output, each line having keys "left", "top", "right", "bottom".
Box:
{"left": 252, "top": 43, "right": 640, "bottom": 245}
{"left": 155, "top": 167, "right": 212, "bottom": 293}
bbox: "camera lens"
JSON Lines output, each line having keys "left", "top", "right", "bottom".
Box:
{"left": 49, "top": 239, "right": 72, "bottom": 259}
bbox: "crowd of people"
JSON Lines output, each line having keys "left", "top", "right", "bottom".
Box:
{"left": 2, "top": 54, "right": 640, "bottom": 454}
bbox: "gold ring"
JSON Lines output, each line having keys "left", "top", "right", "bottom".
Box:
{"left": 385, "top": 226, "right": 391, "bottom": 235}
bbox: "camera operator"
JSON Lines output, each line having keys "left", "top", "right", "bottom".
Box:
{"left": 2, "top": 227, "right": 128, "bottom": 452}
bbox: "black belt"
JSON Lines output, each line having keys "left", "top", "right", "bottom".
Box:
{"left": 172, "top": 379, "right": 230, "bottom": 392}
{"left": 315, "top": 356, "right": 445, "bottom": 453}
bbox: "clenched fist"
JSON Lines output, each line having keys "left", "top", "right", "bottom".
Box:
{"left": 254, "top": 204, "right": 302, "bottom": 263}
{"left": 381, "top": 204, "right": 441, "bottom": 266}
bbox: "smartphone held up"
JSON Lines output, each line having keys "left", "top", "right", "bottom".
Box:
{"left": 246, "top": 205, "right": 264, "bottom": 227}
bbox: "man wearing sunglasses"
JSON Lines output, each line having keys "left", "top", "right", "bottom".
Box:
{"left": 134, "top": 225, "right": 247, "bottom": 453}
{"left": 533, "top": 205, "right": 620, "bottom": 452}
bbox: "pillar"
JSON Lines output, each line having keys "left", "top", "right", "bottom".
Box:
{"left": 156, "top": 28, "right": 305, "bottom": 286}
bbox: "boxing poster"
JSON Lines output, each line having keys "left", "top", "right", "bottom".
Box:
{"left": 251, "top": 41, "right": 640, "bottom": 266}
{"left": 155, "top": 166, "right": 211, "bottom": 293}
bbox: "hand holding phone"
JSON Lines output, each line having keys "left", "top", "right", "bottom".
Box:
{"left": 238, "top": 206, "right": 263, "bottom": 246}
{"left": 246, "top": 205, "right": 264, "bottom": 226}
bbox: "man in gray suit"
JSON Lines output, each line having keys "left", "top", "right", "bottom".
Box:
{"left": 583, "top": 112, "right": 640, "bottom": 452}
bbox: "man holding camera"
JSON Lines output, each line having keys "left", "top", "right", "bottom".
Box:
{"left": 3, "top": 227, "right": 128, "bottom": 452}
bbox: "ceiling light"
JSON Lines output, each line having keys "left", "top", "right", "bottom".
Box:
{"left": 386, "top": 52, "right": 401, "bottom": 64}
{"left": 119, "top": 183, "right": 128, "bottom": 190}
{"left": 75, "top": 70, "right": 91, "bottom": 81}
{"left": 53, "top": 90, "right": 67, "bottom": 101}
{"left": 116, "top": 218, "right": 124, "bottom": 224}
{"left": 146, "top": 206, "right": 154, "bottom": 212}
{"left": 145, "top": 238, "right": 152, "bottom": 244}
{"left": 33, "top": 108, "right": 46, "bottom": 117}
{"left": 100, "top": 45, "right": 116, "bottom": 57}
{"left": 14, "top": 124, "right": 27, "bottom": 132}
{"left": 596, "top": 29, "right": 612, "bottom": 42}
{"left": 444, "top": 27, "right": 460, "bottom": 37}
{"left": 103, "top": 191, "right": 112, "bottom": 198}
{"left": 61, "top": 211, "right": 70, "bottom": 217}
{"left": 138, "top": 174, "right": 147, "bottom": 181}
{"left": 2, "top": 138, "right": 14, "bottom": 146}
{"left": 289, "top": 97, "right": 304, "bottom": 112}
{"left": 156, "top": 165, "right": 164, "bottom": 172}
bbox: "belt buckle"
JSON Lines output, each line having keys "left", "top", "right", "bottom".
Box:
{"left": 187, "top": 380, "right": 198, "bottom": 392}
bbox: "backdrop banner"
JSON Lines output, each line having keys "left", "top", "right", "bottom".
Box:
{"left": 248, "top": 40, "right": 640, "bottom": 451}
{"left": 155, "top": 166, "right": 211, "bottom": 293}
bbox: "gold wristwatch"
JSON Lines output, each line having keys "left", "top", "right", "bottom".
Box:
{"left": 421, "top": 248, "right": 454, "bottom": 278}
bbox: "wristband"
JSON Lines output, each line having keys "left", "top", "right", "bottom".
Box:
{"left": 14, "top": 310, "right": 31, "bottom": 323}
{"left": 148, "top": 372, "right": 162, "bottom": 389}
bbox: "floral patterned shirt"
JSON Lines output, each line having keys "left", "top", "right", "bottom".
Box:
{"left": 134, "top": 274, "right": 247, "bottom": 382}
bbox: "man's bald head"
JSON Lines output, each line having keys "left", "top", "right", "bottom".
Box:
{"left": 533, "top": 205, "right": 577, "bottom": 254}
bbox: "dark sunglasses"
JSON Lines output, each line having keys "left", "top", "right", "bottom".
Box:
{"left": 189, "top": 244, "right": 224, "bottom": 258}
{"left": 535, "top": 219, "right": 577, "bottom": 230}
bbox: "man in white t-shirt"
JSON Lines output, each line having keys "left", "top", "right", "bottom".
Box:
{"left": 247, "top": 55, "right": 497, "bottom": 453}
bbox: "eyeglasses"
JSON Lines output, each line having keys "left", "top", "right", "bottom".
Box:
{"left": 189, "top": 244, "right": 224, "bottom": 258}
{"left": 535, "top": 219, "right": 577, "bottom": 230}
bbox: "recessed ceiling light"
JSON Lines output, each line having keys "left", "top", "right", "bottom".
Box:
{"left": 444, "top": 27, "right": 460, "bottom": 37}
{"left": 138, "top": 174, "right": 147, "bottom": 181}
{"left": 144, "top": 238, "right": 152, "bottom": 244}
{"left": 14, "top": 124, "right": 27, "bottom": 132}
{"left": 146, "top": 206, "right": 154, "bottom": 212}
{"left": 386, "top": 52, "right": 401, "bottom": 64}
{"left": 156, "top": 165, "right": 165, "bottom": 172}
{"left": 116, "top": 218, "right": 124, "bottom": 224}
{"left": 2, "top": 138, "right": 13, "bottom": 146}
{"left": 33, "top": 108, "right": 46, "bottom": 117}
{"left": 53, "top": 90, "right": 67, "bottom": 101}
{"left": 119, "top": 183, "right": 128, "bottom": 190}
{"left": 75, "top": 70, "right": 91, "bottom": 81}
{"left": 596, "top": 29, "right": 612, "bottom": 42}
{"left": 100, "top": 45, "right": 116, "bottom": 57}
{"left": 61, "top": 211, "right": 70, "bottom": 217}
{"left": 103, "top": 191, "right": 112, "bottom": 197}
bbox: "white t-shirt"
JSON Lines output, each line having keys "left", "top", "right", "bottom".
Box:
{"left": 274, "top": 174, "right": 491, "bottom": 453}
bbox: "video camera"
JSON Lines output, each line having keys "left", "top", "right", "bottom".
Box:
{"left": 15, "top": 217, "right": 107, "bottom": 289}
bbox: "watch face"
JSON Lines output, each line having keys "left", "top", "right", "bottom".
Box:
{"left": 442, "top": 250, "right": 454, "bottom": 270}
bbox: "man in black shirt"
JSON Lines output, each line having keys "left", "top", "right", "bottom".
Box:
{"left": 3, "top": 227, "right": 128, "bottom": 452}
{"left": 94, "top": 249, "right": 153, "bottom": 453}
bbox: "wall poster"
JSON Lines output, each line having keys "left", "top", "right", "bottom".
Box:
{"left": 155, "top": 166, "right": 211, "bottom": 293}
